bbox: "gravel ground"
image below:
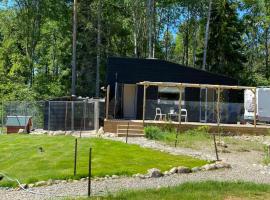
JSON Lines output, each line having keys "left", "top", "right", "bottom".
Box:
{"left": 1, "top": 136, "right": 270, "bottom": 200}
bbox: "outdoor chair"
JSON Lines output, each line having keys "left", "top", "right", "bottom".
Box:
{"left": 154, "top": 108, "right": 167, "bottom": 121}
{"left": 181, "top": 109, "right": 188, "bottom": 122}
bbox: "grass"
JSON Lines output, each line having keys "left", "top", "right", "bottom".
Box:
{"left": 71, "top": 181, "right": 270, "bottom": 200}
{"left": 145, "top": 126, "right": 265, "bottom": 152}
{"left": 145, "top": 126, "right": 212, "bottom": 150}
{"left": 0, "top": 134, "right": 207, "bottom": 187}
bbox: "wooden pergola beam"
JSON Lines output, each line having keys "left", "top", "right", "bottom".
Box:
{"left": 137, "top": 81, "right": 256, "bottom": 90}
{"left": 142, "top": 85, "right": 149, "bottom": 124}
{"left": 105, "top": 85, "right": 110, "bottom": 120}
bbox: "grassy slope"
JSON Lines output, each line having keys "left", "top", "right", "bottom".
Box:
{"left": 75, "top": 181, "right": 270, "bottom": 200}
{"left": 0, "top": 134, "right": 207, "bottom": 187}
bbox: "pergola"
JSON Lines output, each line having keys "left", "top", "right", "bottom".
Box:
{"left": 137, "top": 81, "right": 257, "bottom": 128}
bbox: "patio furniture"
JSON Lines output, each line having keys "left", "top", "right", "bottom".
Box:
{"left": 167, "top": 109, "right": 188, "bottom": 122}
{"left": 154, "top": 108, "right": 167, "bottom": 121}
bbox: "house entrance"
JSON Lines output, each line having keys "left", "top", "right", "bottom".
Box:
{"left": 123, "top": 84, "right": 137, "bottom": 119}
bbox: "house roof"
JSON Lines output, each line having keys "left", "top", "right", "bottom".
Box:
{"left": 106, "top": 57, "right": 238, "bottom": 86}
{"left": 6, "top": 116, "right": 32, "bottom": 126}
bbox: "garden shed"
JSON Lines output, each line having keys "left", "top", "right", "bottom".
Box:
{"left": 6, "top": 116, "right": 32, "bottom": 134}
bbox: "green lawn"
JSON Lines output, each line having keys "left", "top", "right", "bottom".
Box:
{"left": 0, "top": 134, "right": 207, "bottom": 187}
{"left": 75, "top": 181, "right": 270, "bottom": 200}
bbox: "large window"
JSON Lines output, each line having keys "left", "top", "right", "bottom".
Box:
{"left": 158, "top": 87, "right": 185, "bottom": 104}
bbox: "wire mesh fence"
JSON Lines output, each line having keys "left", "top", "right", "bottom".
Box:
{"left": 0, "top": 99, "right": 105, "bottom": 134}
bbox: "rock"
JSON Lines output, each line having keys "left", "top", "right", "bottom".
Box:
{"left": 80, "top": 178, "right": 87, "bottom": 181}
{"left": 201, "top": 163, "right": 217, "bottom": 171}
{"left": 147, "top": 168, "right": 163, "bottom": 178}
{"left": 164, "top": 171, "right": 170, "bottom": 176}
{"left": 28, "top": 184, "right": 35, "bottom": 188}
{"left": 20, "top": 184, "right": 28, "bottom": 189}
{"left": 217, "top": 141, "right": 228, "bottom": 148}
{"left": 177, "top": 166, "right": 191, "bottom": 174}
{"left": 215, "top": 161, "right": 231, "bottom": 169}
{"left": 112, "top": 175, "right": 119, "bottom": 179}
{"left": 97, "top": 127, "right": 105, "bottom": 137}
{"left": 169, "top": 167, "right": 178, "bottom": 174}
{"left": 46, "top": 179, "right": 54, "bottom": 186}
{"left": 191, "top": 167, "right": 201, "bottom": 173}
{"left": 35, "top": 181, "right": 47, "bottom": 187}
{"left": 54, "top": 180, "right": 61, "bottom": 184}
{"left": 18, "top": 129, "right": 26, "bottom": 134}
{"left": 53, "top": 131, "right": 65, "bottom": 136}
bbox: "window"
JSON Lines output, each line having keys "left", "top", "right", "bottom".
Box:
{"left": 158, "top": 87, "right": 185, "bottom": 104}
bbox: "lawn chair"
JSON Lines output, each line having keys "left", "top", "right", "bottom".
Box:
{"left": 154, "top": 108, "right": 167, "bottom": 121}
{"left": 181, "top": 109, "right": 188, "bottom": 122}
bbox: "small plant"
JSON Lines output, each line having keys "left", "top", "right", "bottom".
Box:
{"left": 144, "top": 126, "right": 164, "bottom": 140}
{"left": 263, "top": 145, "right": 270, "bottom": 165}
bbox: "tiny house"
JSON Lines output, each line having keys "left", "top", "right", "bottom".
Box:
{"left": 6, "top": 116, "right": 32, "bottom": 134}
{"left": 106, "top": 57, "right": 241, "bottom": 123}
{"left": 244, "top": 87, "right": 270, "bottom": 122}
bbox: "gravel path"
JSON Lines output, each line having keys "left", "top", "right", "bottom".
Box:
{"left": 1, "top": 136, "right": 270, "bottom": 200}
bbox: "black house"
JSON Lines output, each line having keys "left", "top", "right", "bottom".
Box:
{"left": 106, "top": 57, "right": 241, "bottom": 123}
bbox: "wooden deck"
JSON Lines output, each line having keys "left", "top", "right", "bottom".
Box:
{"left": 104, "top": 119, "right": 270, "bottom": 136}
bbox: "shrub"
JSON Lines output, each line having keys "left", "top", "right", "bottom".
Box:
{"left": 144, "top": 126, "right": 164, "bottom": 140}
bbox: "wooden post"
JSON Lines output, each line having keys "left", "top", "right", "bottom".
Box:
{"left": 143, "top": 85, "right": 148, "bottom": 124}
{"left": 217, "top": 87, "right": 221, "bottom": 143}
{"left": 254, "top": 88, "right": 257, "bottom": 128}
{"left": 106, "top": 85, "right": 110, "bottom": 120}
{"left": 178, "top": 87, "right": 183, "bottom": 125}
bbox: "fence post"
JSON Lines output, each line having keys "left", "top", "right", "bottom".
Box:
{"left": 106, "top": 85, "right": 110, "bottom": 120}
{"left": 48, "top": 101, "right": 51, "bottom": 131}
{"left": 94, "top": 99, "right": 99, "bottom": 133}
{"left": 83, "top": 100, "right": 86, "bottom": 130}
{"left": 74, "top": 138, "right": 78, "bottom": 176}
{"left": 88, "top": 147, "right": 92, "bottom": 197}
{"left": 71, "top": 101, "right": 74, "bottom": 131}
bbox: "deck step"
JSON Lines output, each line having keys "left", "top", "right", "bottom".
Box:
{"left": 117, "top": 133, "right": 145, "bottom": 137}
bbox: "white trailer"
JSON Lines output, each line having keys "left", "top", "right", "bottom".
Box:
{"left": 244, "top": 87, "right": 270, "bottom": 122}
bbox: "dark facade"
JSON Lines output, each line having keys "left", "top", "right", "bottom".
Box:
{"left": 106, "top": 57, "right": 241, "bottom": 123}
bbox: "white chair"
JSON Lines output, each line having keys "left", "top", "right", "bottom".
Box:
{"left": 181, "top": 109, "right": 188, "bottom": 122}
{"left": 154, "top": 108, "right": 166, "bottom": 121}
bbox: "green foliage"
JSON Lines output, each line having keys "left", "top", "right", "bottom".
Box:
{"left": 74, "top": 181, "right": 270, "bottom": 200}
{"left": 0, "top": 134, "right": 207, "bottom": 187}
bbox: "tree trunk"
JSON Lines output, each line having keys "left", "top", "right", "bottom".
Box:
{"left": 96, "top": 0, "right": 101, "bottom": 97}
{"left": 266, "top": 26, "right": 269, "bottom": 79}
{"left": 147, "top": 0, "right": 153, "bottom": 58}
{"left": 202, "top": 0, "right": 212, "bottom": 71}
{"left": 71, "top": 0, "right": 78, "bottom": 96}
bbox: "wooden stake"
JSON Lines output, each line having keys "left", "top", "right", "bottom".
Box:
{"left": 143, "top": 85, "right": 148, "bottom": 124}
{"left": 106, "top": 85, "right": 110, "bottom": 120}
{"left": 217, "top": 87, "right": 221, "bottom": 142}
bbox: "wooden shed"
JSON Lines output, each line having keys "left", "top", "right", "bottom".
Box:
{"left": 6, "top": 116, "right": 32, "bottom": 134}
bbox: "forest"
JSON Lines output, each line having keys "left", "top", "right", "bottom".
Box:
{"left": 0, "top": 0, "right": 269, "bottom": 101}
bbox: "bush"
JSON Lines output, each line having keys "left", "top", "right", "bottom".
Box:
{"left": 144, "top": 126, "right": 164, "bottom": 140}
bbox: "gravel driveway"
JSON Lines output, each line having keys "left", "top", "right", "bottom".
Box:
{"left": 1, "top": 136, "right": 270, "bottom": 200}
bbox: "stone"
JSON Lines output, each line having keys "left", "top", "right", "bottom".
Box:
{"left": 215, "top": 161, "right": 231, "bottom": 169}
{"left": 217, "top": 141, "right": 228, "bottom": 148}
{"left": 20, "top": 184, "right": 28, "bottom": 189}
{"left": 191, "top": 167, "right": 201, "bottom": 173}
{"left": 97, "top": 127, "right": 105, "bottom": 137}
{"left": 18, "top": 129, "right": 26, "bottom": 134}
{"left": 35, "top": 181, "right": 47, "bottom": 187}
{"left": 169, "top": 167, "right": 178, "bottom": 174}
{"left": 201, "top": 163, "right": 217, "bottom": 171}
{"left": 177, "top": 166, "right": 191, "bottom": 174}
{"left": 147, "top": 168, "right": 163, "bottom": 178}
{"left": 164, "top": 171, "right": 170, "bottom": 176}
{"left": 46, "top": 179, "right": 54, "bottom": 186}
{"left": 80, "top": 178, "right": 87, "bottom": 181}
{"left": 53, "top": 131, "right": 65, "bottom": 136}
{"left": 28, "top": 184, "right": 35, "bottom": 188}
{"left": 112, "top": 175, "right": 119, "bottom": 179}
